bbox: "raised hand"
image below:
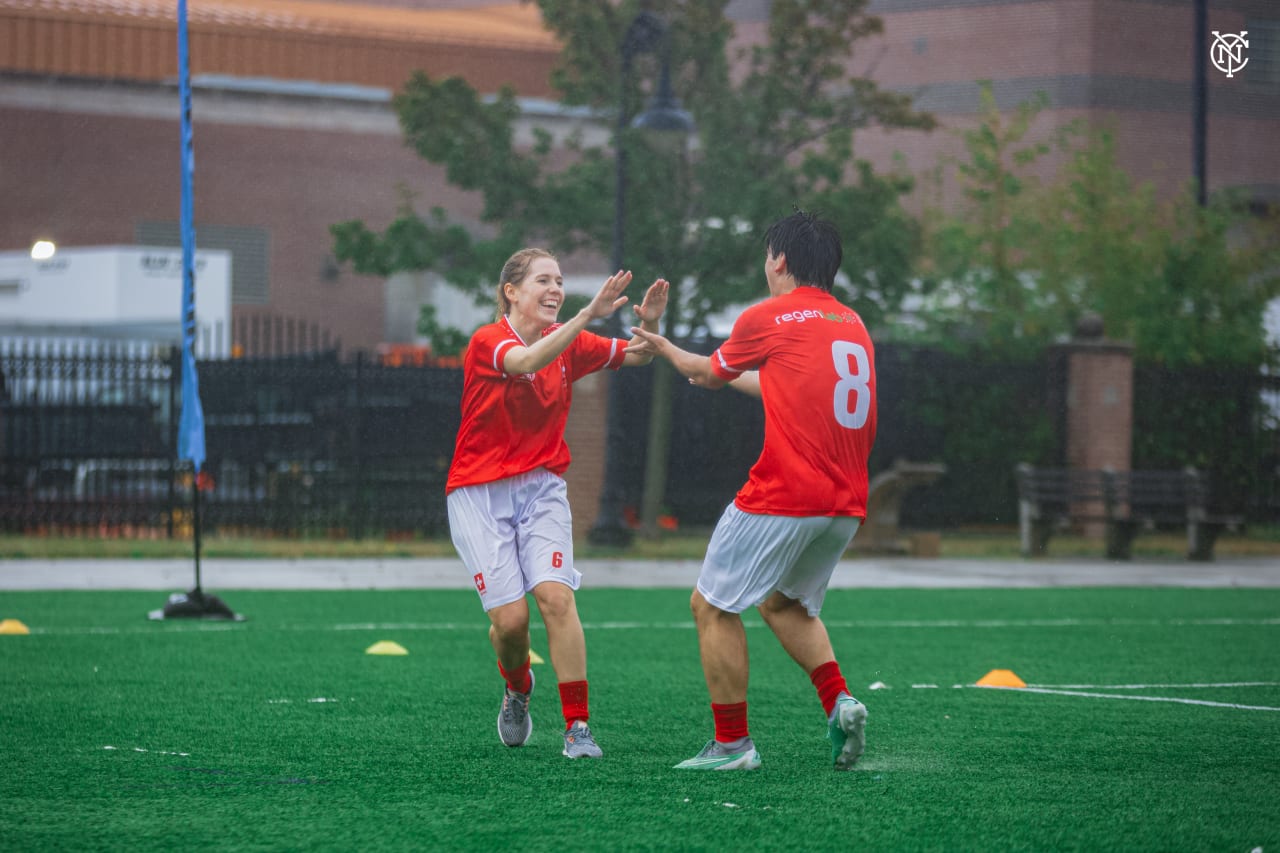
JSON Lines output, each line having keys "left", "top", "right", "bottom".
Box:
{"left": 633, "top": 279, "right": 669, "bottom": 326}
{"left": 583, "top": 270, "right": 633, "bottom": 321}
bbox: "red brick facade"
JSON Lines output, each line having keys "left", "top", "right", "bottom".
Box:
{"left": 1063, "top": 344, "right": 1134, "bottom": 476}
{"left": 1, "top": 0, "right": 1275, "bottom": 536}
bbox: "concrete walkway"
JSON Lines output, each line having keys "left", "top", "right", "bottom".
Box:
{"left": 2, "top": 555, "right": 1278, "bottom": 590}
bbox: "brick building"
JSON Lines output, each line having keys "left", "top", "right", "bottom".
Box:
{"left": 2, "top": 0, "right": 1274, "bottom": 352}
{"left": 742, "top": 0, "right": 1277, "bottom": 209}
{"left": 1, "top": 0, "right": 1275, "bottom": 532}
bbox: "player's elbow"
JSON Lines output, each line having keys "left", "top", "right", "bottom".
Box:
{"left": 502, "top": 350, "right": 542, "bottom": 375}
{"left": 695, "top": 370, "right": 728, "bottom": 390}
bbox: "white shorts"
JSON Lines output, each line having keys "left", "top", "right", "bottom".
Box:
{"left": 447, "top": 469, "right": 581, "bottom": 611}
{"left": 697, "top": 503, "right": 861, "bottom": 616}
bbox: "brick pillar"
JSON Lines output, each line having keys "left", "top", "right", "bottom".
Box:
{"left": 563, "top": 368, "right": 610, "bottom": 541}
{"left": 1055, "top": 313, "right": 1134, "bottom": 536}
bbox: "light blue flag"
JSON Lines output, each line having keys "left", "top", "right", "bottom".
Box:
{"left": 176, "top": 0, "right": 205, "bottom": 473}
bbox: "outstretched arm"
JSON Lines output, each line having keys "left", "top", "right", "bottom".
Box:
{"left": 624, "top": 327, "right": 727, "bottom": 389}
{"left": 620, "top": 278, "right": 669, "bottom": 367}
{"left": 728, "top": 371, "right": 761, "bottom": 398}
{"left": 502, "top": 271, "right": 632, "bottom": 375}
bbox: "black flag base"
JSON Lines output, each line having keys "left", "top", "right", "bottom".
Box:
{"left": 148, "top": 589, "right": 244, "bottom": 621}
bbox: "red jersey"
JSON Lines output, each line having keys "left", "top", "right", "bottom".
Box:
{"left": 446, "top": 317, "right": 625, "bottom": 492}
{"left": 709, "top": 287, "right": 877, "bottom": 517}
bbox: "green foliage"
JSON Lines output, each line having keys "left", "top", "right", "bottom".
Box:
{"left": 330, "top": 0, "right": 934, "bottom": 332}
{"left": 415, "top": 304, "right": 470, "bottom": 357}
{"left": 331, "top": 196, "right": 508, "bottom": 291}
{"left": 329, "top": 0, "right": 937, "bottom": 534}
{"left": 1144, "top": 194, "right": 1279, "bottom": 367}
{"left": 1034, "top": 127, "right": 1279, "bottom": 367}
{"left": 916, "top": 83, "right": 1280, "bottom": 368}
{"left": 912, "top": 84, "right": 1070, "bottom": 354}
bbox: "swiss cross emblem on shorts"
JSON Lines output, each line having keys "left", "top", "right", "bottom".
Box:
{"left": 473, "top": 573, "right": 486, "bottom": 594}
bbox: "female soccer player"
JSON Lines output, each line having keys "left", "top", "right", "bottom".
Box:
{"left": 446, "top": 248, "right": 667, "bottom": 759}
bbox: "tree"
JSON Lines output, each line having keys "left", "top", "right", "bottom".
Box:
{"left": 915, "top": 84, "right": 1280, "bottom": 368}
{"left": 1035, "top": 126, "right": 1279, "bottom": 367}
{"left": 911, "top": 83, "right": 1074, "bottom": 355}
{"left": 331, "top": 0, "right": 934, "bottom": 535}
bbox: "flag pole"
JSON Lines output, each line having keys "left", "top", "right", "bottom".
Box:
{"left": 192, "top": 468, "right": 203, "bottom": 595}
{"left": 149, "top": 0, "right": 239, "bottom": 621}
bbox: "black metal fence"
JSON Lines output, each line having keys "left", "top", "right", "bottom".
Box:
{"left": 1, "top": 336, "right": 1276, "bottom": 537}
{"left": 0, "top": 338, "right": 460, "bottom": 537}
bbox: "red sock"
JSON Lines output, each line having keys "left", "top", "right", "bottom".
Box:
{"left": 497, "top": 657, "right": 532, "bottom": 695}
{"left": 810, "top": 660, "right": 849, "bottom": 718}
{"left": 711, "top": 702, "right": 749, "bottom": 743}
{"left": 559, "top": 680, "right": 589, "bottom": 729}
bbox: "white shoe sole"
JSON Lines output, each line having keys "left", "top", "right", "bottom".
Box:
{"left": 834, "top": 702, "right": 867, "bottom": 770}
{"left": 674, "top": 750, "right": 762, "bottom": 771}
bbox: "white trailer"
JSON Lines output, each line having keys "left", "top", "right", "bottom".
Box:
{"left": 0, "top": 246, "right": 231, "bottom": 356}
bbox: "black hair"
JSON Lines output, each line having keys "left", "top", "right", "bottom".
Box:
{"left": 763, "top": 209, "right": 843, "bottom": 291}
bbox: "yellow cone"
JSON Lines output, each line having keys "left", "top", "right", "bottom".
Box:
{"left": 0, "top": 619, "right": 30, "bottom": 635}
{"left": 365, "top": 640, "right": 408, "bottom": 656}
{"left": 976, "top": 669, "right": 1026, "bottom": 688}
{"left": 529, "top": 650, "right": 545, "bottom": 665}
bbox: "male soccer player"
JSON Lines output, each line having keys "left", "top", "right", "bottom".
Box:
{"left": 626, "top": 209, "right": 877, "bottom": 771}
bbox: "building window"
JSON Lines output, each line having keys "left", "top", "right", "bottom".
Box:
{"left": 135, "top": 222, "right": 269, "bottom": 305}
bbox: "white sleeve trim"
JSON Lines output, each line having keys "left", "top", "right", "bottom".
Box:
{"left": 493, "top": 339, "right": 518, "bottom": 373}
{"left": 713, "top": 349, "right": 744, "bottom": 375}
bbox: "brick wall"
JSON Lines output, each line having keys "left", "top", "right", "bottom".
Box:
{"left": 562, "top": 367, "right": 610, "bottom": 541}
{"left": 1063, "top": 339, "right": 1135, "bottom": 535}
{"left": 0, "top": 96, "right": 483, "bottom": 354}
{"left": 1065, "top": 344, "right": 1134, "bottom": 473}
{"left": 4, "top": 0, "right": 1276, "bottom": 357}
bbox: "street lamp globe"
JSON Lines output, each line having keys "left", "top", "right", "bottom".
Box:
{"left": 631, "top": 65, "right": 694, "bottom": 137}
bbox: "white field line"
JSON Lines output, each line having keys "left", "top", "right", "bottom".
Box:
{"left": 22, "top": 615, "right": 1280, "bottom": 635}
{"left": 823, "top": 618, "right": 1280, "bottom": 629}
{"left": 102, "top": 745, "right": 191, "bottom": 756}
{"left": 1025, "top": 681, "right": 1280, "bottom": 690}
{"left": 977, "top": 684, "right": 1280, "bottom": 712}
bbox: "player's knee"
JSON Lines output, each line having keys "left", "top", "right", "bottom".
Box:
{"left": 489, "top": 608, "right": 529, "bottom": 641}
{"left": 690, "top": 589, "right": 728, "bottom": 622}
{"left": 757, "top": 591, "right": 801, "bottom": 622}
{"left": 532, "top": 582, "right": 576, "bottom": 622}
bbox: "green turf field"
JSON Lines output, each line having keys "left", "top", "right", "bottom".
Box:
{"left": 2, "top": 587, "right": 1278, "bottom": 851}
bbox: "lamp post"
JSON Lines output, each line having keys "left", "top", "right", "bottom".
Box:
{"left": 1192, "top": 0, "right": 1207, "bottom": 206}
{"left": 587, "top": 12, "right": 695, "bottom": 547}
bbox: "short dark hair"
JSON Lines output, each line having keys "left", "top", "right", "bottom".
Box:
{"left": 763, "top": 210, "right": 842, "bottom": 291}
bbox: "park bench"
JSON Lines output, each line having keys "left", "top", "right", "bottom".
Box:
{"left": 852, "top": 458, "right": 947, "bottom": 555}
{"left": 1015, "top": 464, "right": 1244, "bottom": 561}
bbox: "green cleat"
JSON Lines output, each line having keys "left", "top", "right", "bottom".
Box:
{"left": 828, "top": 695, "right": 867, "bottom": 770}
{"left": 673, "top": 738, "right": 762, "bottom": 771}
